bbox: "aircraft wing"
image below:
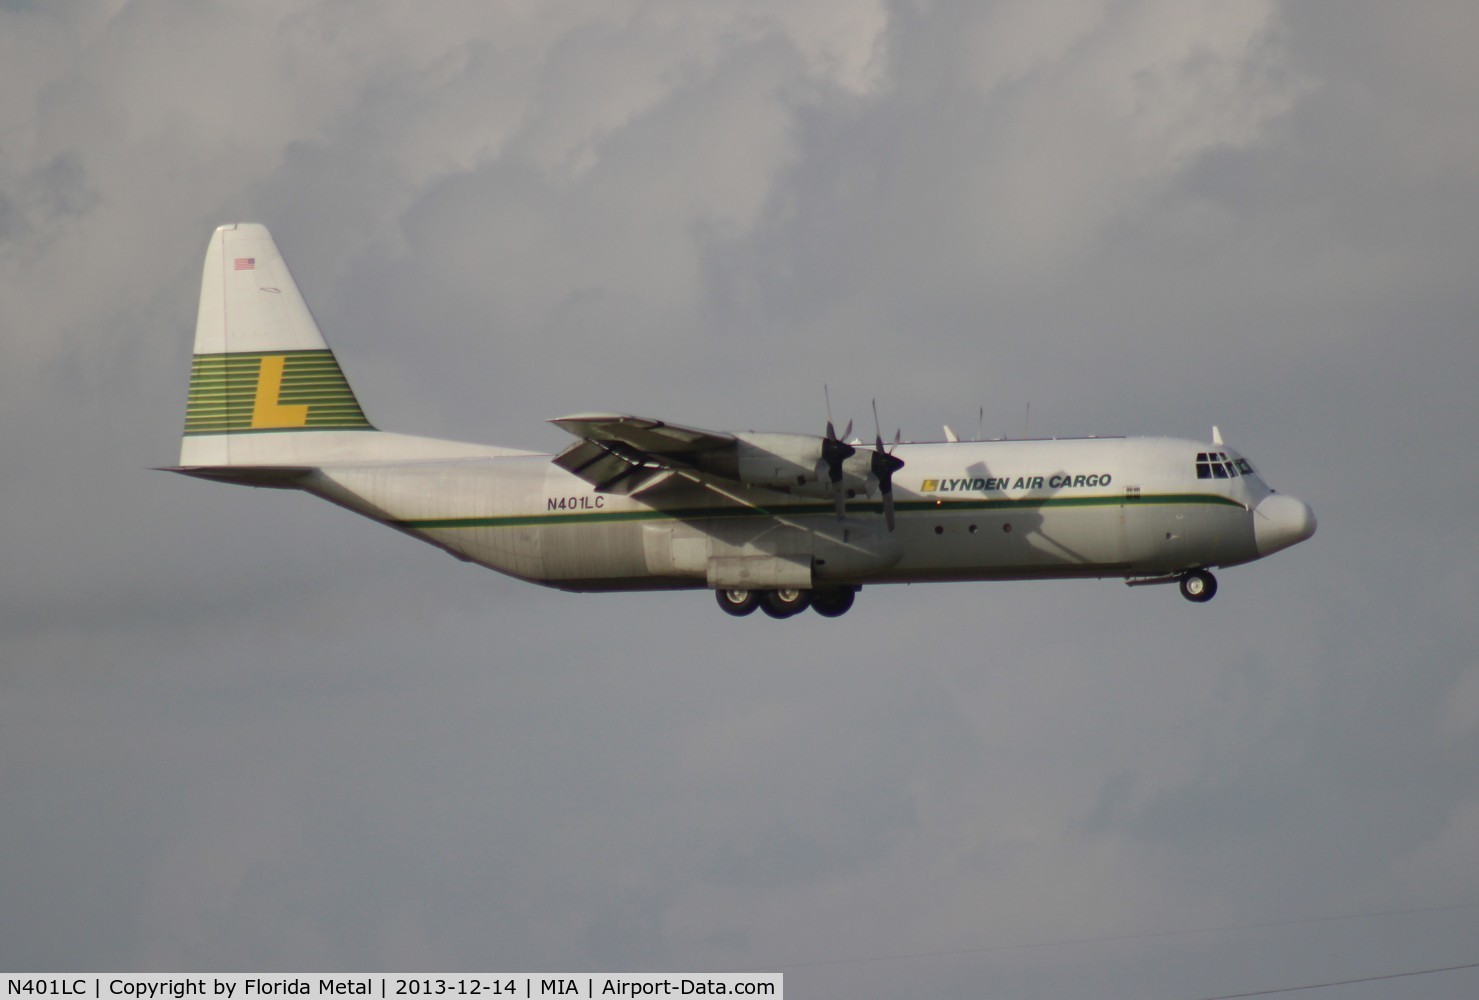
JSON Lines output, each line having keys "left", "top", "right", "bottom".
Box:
{"left": 549, "top": 413, "right": 737, "bottom": 494}
{"left": 550, "top": 413, "right": 737, "bottom": 455}
{"left": 549, "top": 412, "right": 897, "bottom": 512}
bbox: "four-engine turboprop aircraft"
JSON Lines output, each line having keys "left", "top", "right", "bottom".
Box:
{"left": 168, "top": 224, "right": 1316, "bottom": 618}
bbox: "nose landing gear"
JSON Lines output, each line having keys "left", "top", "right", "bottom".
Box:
{"left": 1180, "top": 569, "right": 1218, "bottom": 603}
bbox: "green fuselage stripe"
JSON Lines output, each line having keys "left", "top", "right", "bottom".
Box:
{"left": 394, "top": 492, "right": 1244, "bottom": 530}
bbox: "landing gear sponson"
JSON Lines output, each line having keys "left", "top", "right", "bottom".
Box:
{"left": 715, "top": 586, "right": 858, "bottom": 619}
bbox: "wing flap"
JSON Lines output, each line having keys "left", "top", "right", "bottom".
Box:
{"left": 552, "top": 439, "right": 672, "bottom": 495}
{"left": 550, "top": 413, "right": 740, "bottom": 494}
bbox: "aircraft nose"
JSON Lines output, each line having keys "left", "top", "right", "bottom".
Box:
{"left": 1254, "top": 494, "right": 1317, "bottom": 557}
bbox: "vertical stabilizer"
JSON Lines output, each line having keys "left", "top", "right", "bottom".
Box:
{"left": 181, "top": 224, "right": 373, "bottom": 466}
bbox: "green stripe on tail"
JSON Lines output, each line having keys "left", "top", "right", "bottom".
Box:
{"left": 184, "top": 349, "right": 373, "bottom": 435}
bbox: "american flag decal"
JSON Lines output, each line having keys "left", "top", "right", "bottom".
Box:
{"left": 234, "top": 257, "right": 256, "bottom": 270}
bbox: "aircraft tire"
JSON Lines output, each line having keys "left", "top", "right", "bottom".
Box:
{"left": 1180, "top": 570, "right": 1217, "bottom": 603}
{"left": 811, "top": 587, "right": 856, "bottom": 617}
{"left": 715, "top": 588, "right": 760, "bottom": 617}
{"left": 761, "top": 588, "right": 811, "bottom": 619}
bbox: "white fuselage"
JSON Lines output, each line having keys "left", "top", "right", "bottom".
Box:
{"left": 291, "top": 434, "right": 1304, "bottom": 592}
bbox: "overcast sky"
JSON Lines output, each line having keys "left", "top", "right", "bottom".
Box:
{"left": 2, "top": 1, "right": 1477, "bottom": 996}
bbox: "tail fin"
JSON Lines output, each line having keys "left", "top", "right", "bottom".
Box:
{"left": 179, "top": 224, "right": 374, "bottom": 466}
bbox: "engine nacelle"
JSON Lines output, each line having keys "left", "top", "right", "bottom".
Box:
{"left": 697, "top": 432, "right": 874, "bottom": 496}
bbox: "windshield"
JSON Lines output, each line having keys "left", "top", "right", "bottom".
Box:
{"left": 1195, "top": 451, "right": 1256, "bottom": 480}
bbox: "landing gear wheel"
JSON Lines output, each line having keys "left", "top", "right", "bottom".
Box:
{"left": 715, "top": 588, "right": 760, "bottom": 617}
{"left": 761, "top": 588, "right": 812, "bottom": 619}
{"left": 811, "top": 587, "right": 857, "bottom": 618}
{"left": 1180, "top": 570, "right": 1217, "bottom": 603}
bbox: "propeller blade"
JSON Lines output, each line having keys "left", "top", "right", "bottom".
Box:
{"left": 867, "top": 401, "right": 905, "bottom": 531}
{"left": 870, "top": 448, "right": 901, "bottom": 530}
{"left": 821, "top": 435, "right": 854, "bottom": 482}
{"left": 863, "top": 402, "right": 905, "bottom": 526}
{"left": 820, "top": 392, "right": 857, "bottom": 520}
{"left": 824, "top": 387, "right": 851, "bottom": 457}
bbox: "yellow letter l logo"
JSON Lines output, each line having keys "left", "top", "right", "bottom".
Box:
{"left": 251, "top": 355, "right": 310, "bottom": 428}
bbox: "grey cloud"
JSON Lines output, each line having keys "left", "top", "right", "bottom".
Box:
{"left": 3, "top": 3, "right": 1479, "bottom": 998}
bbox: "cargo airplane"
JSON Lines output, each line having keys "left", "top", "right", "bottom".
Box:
{"left": 168, "top": 224, "right": 1316, "bottom": 618}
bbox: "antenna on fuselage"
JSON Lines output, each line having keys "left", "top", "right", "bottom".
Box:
{"left": 946, "top": 405, "right": 985, "bottom": 442}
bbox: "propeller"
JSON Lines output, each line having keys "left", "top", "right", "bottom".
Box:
{"left": 815, "top": 387, "right": 855, "bottom": 520}
{"left": 866, "top": 399, "right": 905, "bottom": 531}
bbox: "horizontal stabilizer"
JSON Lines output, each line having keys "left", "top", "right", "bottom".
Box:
{"left": 160, "top": 465, "right": 315, "bottom": 489}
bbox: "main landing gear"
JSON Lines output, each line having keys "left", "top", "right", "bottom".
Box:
{"left": 1179, "top": 569, "right": 1218, "bottom": 603}
{"left": 715, "top": 587, "right": 857, "bottom": 619}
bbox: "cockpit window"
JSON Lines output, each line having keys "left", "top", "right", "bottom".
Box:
{"left": 1196, "top": 452, "right": 1243, "bottom": 480}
